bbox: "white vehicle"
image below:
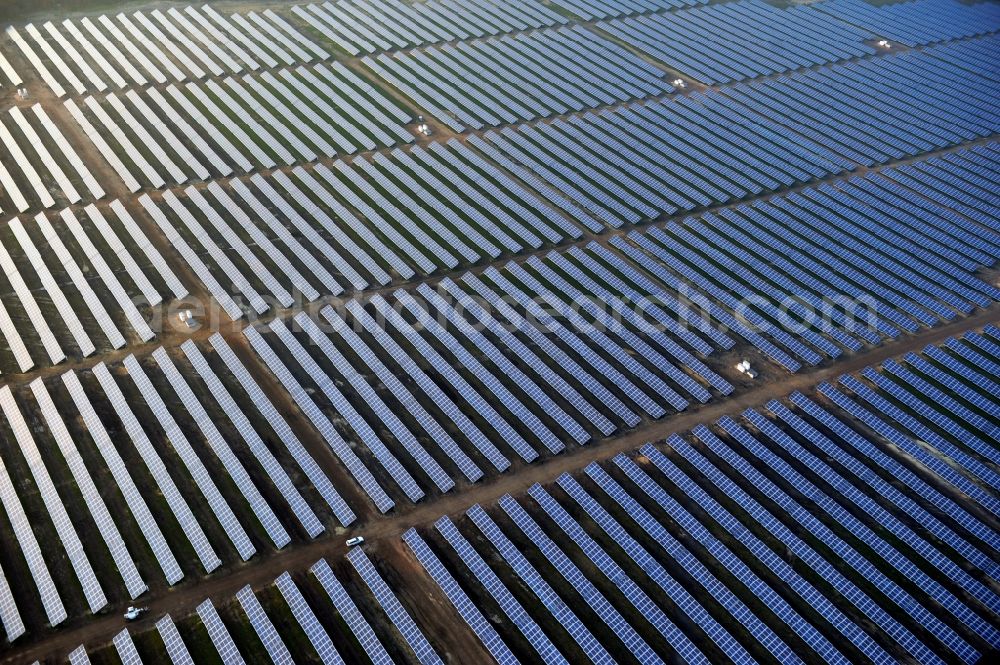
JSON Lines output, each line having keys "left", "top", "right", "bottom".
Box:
{"left": 123, "top": 606, "right": 148, "bottom": 622}
{"left": 346, "top": 536, "right": 365, "bottom": 547}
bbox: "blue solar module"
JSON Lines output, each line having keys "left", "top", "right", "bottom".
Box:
{"left": 777, "top": 394, "right": 1000, "bottom": 572}
{"left": 402, "top": 529, "right": 518, "bottom": 665}
{"left": 818, "top": 382, "right": 1000, "bottom": 517}
{"left": 614, "top": 451, "right": 842, "bottom": 663}
{"left": 435, "top": 515, "right": 567, "bottom": 664}
{"left": 468, "top": 504, "right": 615, "bottom": 664}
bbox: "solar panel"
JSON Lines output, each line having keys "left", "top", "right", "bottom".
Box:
{"left": 584, "top": 463, "right": 753, "bottom": 661}
{"left": 269, "top": 71, "right": 348, "bottom": 152}
{"left": 461, "top": 272, "right": 639, "bottom": 427}
{"left": 769, "top": 396, "right": 999, "bottom": 577}
{"left": 154, "top": 346, "right": 288, "bottom": 550}
{"left": 0, "top": 113, "right": 55, "bottom": 208}
{"left": 94, "top": 360, "right": 220, "bottom": 573}
{"left": 0, "top": 386, "right": 107, "bottom": 613}
{"left": 437, "top": 277, "right": 614, "bottom": 435}
{"left": 0, "top": 48, "right": 22, "bottom": 85}
{"left": 236, "top": 585, "right": 293, "bottom": 665}
{"left": 182, "top": 339, "right": 322, "bottom": 538}
{"left": 202, "top": 6, "right": 274, "bottom": 68}
{"left": 274, "top": 572, "right": 344, "bottom": 664}
{"left": 166, "top": 7, "right": 240, "bottom": 73}
{"left": 934, "top": 341, "right": 1000, "bottom": 394}
{"left": 98, "top": 14, "right": 164, "bottom": 83}
{"left": 0, "top": 235, "right": 64, "bottom": 364}
{"left": 138, "top": 195, "right": 241, "bottom": 320}
{"left": 196, "top": 600, "right": 246, "bottom": 665}
{"left": 119, "top": 12, "right": 184, "bottom": 80}
{"left": 11, "top": 217, "right": 96, "bottom": 356}
{"left": 618, "top": 449, "right": 857, "bottom": 663}
{"left": 269, "top": 317, "right": 423, "bottom": 503}
{"left": 161, "top": 190, "right": 269, "bottom": 313}
{"left": 285, "top": 67, "right": 378, "bottom": 149}
{"left": 156, "top": 614, "right": 194, "bottom": 665}
{"left": 59, "top": 208, "right": 154, "bottom": 342}
{"left": 67, "top": 646, "right": 90, "bottom": 665}
{"left": 113, "top": 629, "right": 142, "bottom": 665}
{"left": 864, "top": 366, "right": 1000, "bottom": 466}
{"left": 150, "top": 9, "right": 221, "bottom": 76}
{"left": 343, "top": 158, "right": 451, "bottom": 269}
{"left": 6, "top": 26, "right": 64, "bottom": 96}
{"left": 134, "top": 350, "right": 256, "bottom": 560}
{"left": 527, "top": 485, "right": 703, "bottom": 663}
{"left": 34, "top": 212, "right": 125, "bottom": 349}
{"left": 84, "top": 94, "right": 163, "bottom": 187}
{"left": 295, "top": 166, "right": 394, "bottom": 261}
{"left": 243, "top": 326, "right": 391, "bottom": 514}
{"left": 491, "top": 264, "right": 665, "bottom": 417}
{"left": 415, "top": 145, "right": 538, "bottom": 248}
{"left": 414, "top": 284, "right": 576, "bottom": 453}
{"left": 62, "top": 369, "right": 183, "bottom": 585}
{"left": 108, "top": 91, "right": 185, "bottom": 182}
{"left": 104, "top": 199, "right": 183, "bottom": 299}
{"left": 468, "top": 503, "right": 615, "bottom": 664}
{"left": 320, "top": 306, "right": 482, "bottom": 483}
{"left": 348, "top": 548, "right": 442, "bottom": 665}
{"left": 372, "top": 294, "right": 537, "bottom": 463}
{"left": 76, "top": 16, "right": 144, "bottom": 85}
{"left": 402, "top": 528, "right": 517, "bottom": 665}
{"left": 570, "top": 244, "right": 719, "bottom": 356}
{"left": 190, "top": 184, "right": 295, "bottom": 305}
{"left": 311, "top": 558, "right": 392, "bottom": 664}
{"left": 64, "top": 99, "right": 141, "bottom": 193}
{"left": 9, "top": 106, "right": 79, "bottom": 203}
{"left": 0, "top": 413, "right": 65, "bottom": 625}
{"left": 0, "top": 292, "right": 32, "bottom": 372}
{"left": 346, "top": 300, "right": 509, "bottom": 473}
{"left": 530, "top": 254, "right": 709, "bottom": 402}
{"left": 240, "top": 76, "right": 319, "bottom": 161}
{"left": 0, "top": 562, "right": 24, "bottom": 642}
{"left": 208, "top": 332, "right": 352, "bottom": 526}
{"left": 418, "top": 282, "right": 586, "bottom": 445}
{"left": 741, "top": 408, "right": 997, "bottom": 638}
{"left": 307, "top": 163, "right": 420, "bottom": 279}
{"left": 903, "top": 353, "right": 1000, "bottom": 430}
{"left": 837, "top": 375, "right": 1000, "bottom": 511}
{"left": 669, "top": 424, "right": 966, "bottom": 662}
{"left": 31, "top": 378, "right": 146, "bottom": 599}
{"left": 295, "top": 312, "right": 452, "bottom": 493}
{"left": 498, "top": 495, "right": 664, "bottom": 663}
{"left": 183, "top": 7, "right": 257, "bottom": 71}
{"left": 435, "top": 515, "right": 563, "bottom": 663}
{"left": 128, "top": 92, "right": 208, "bottom": 182}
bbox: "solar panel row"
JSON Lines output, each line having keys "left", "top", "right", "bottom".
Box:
{"left": 70, "top": 63, "right": 410, "bottom": 188}
{"left": 296, "top": 0, "right": 567, "bottom": 55}
{"left": 14, "top": 6, "right": 329, "bottom": 96}
{"left": 815, "top": 0, "right": 1000, "bottom": 46}
{"left": 602, "top": 0, "right": 875, "bottom": 84}
{"left": 364, "top": 27, "right": 669, "bottom": 130}
{"left": 403, "top": 340, "right": 999, "bottom": 664}
{"left": 0, "top": 103, "right": 97, "bottom": 213}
